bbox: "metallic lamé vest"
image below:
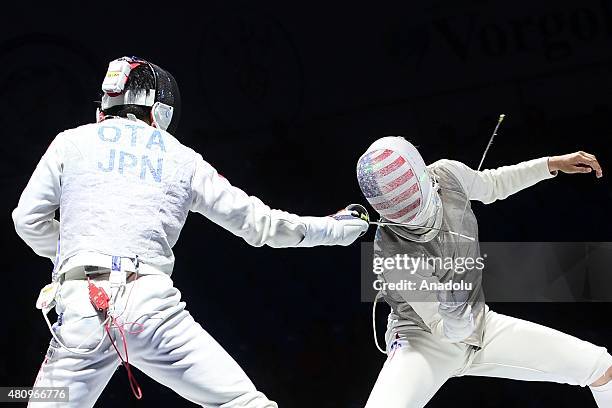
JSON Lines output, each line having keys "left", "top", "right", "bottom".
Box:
{"left": 374, "top": 162, "right": 486, "bottom": 348}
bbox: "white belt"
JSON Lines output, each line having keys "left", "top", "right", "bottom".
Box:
{"left": 58, "top": 252, "right": 165, "bottom": 280}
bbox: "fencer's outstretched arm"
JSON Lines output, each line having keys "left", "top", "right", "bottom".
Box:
{"left": 434, "top": 157, "right": 556, "bottom": 204}
{"left": 436, "top": 151, "right": 602, "bottom": 204}
{"left": 190, "top": 154, "right": 368, "bottom": 248}
{"left": 12, "top": 135, "right": 64, "bottom": 260}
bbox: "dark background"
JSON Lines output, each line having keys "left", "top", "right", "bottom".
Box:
{"left": 2, "top": 1, "right": 612, "bottom": 407}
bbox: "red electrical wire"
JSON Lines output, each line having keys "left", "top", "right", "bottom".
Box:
{"left": 105, "top": 316, "right": 142, "bottom": 400}
{"left": 88, "top": 276, "right": 144, "bottom": 400}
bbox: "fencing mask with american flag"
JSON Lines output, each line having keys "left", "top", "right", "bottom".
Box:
{"left": 356, "top": 136, "right": 440, "bottom": 227}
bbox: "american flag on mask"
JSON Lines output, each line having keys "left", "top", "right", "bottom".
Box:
{"left": 357, "top": 149, "right": 423, "bottom": 222}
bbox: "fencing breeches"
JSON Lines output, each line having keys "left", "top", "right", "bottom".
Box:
{"left": 31, "top": 273, "right": 277, "bottom": 408}
{"left": 366, "top": 309, "right": 612, "bottom": 408}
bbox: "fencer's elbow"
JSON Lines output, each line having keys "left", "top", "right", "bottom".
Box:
{"left": 243, "top": 233, "right": 267, "bottom": 248}
{"left": 241, "top": 212, "right": 275, "bottom": 247}
{"left": 12, "top": 208, "right": 39, "bottom": 240}
{"left": 243, "top": 232, "right": 299, "bottom": 248}
{"left": 12, "top": 208, "right": 28, "bottom": 236}
{"left": 245, "top": 239, "right": 266, "bottom": 248}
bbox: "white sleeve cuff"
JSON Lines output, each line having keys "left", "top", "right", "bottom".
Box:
{"left": 538, "top": 157, "right": 558, "bottom": 179}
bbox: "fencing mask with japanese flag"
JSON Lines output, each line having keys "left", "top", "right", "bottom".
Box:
{"left": 356, "top": 136, "right": 442, "bottom": 239}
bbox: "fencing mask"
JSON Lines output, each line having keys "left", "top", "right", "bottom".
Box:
{"left": 356, "top": 136, "right": 441, "bottom": 228}
{"left": 98, "top": 56, "right": 181, "bottom": 134}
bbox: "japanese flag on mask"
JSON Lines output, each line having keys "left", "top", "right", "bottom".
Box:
{"left": 356, "top": 136, "right": 439, "bottom": 226}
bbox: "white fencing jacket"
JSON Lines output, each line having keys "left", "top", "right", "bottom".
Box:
{"left": 12, "top": 118, "right": 365, "bottom": 277}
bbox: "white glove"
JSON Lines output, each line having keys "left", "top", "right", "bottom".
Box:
{"left": 434, "top": 290, "right": 475, "bottom": 342}
{"left": 297, "top": 206, "right": 369, "bottom": 247}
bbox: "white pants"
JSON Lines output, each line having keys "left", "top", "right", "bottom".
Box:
{"left": 31, "top": 273, "right": 277, "bottom": 408}
{"left": 366, "top": 309, "right": 612, "bottom": 408}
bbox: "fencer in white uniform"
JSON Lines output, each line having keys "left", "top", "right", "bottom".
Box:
{"left": 356, "top": 136, "right": 612, "bottom": 407}
{"left": 12, "top": 56, "right": 369, "bottom": 408}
